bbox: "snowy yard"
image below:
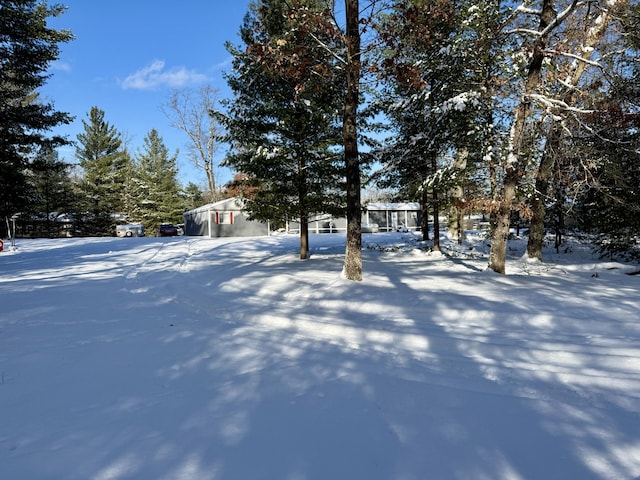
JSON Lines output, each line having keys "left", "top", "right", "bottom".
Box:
{"left": 1, "top": 231, "right": 639, "bottom": 480}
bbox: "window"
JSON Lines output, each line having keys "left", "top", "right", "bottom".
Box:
{"left": 216, "top": 211, "right": 233, "bottom": 224}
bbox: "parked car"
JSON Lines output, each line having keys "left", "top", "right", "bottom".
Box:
{"left": 158, "top": 223, "right": 179, "bottom": 237}
{"left": 116, "top": 223, "right": 145, "bottom": 237}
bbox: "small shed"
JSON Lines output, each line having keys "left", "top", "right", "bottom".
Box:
{"left": 183, "top": 197, "right": 270, "bottom": 237}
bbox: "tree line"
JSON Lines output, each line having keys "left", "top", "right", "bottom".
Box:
{"left": 2, "top": 0, "right": 639, "bottom": 279}
{"left": 0, "top": 1, "right": 212, "bottom": 239}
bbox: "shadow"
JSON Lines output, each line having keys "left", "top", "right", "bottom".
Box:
{"left": 1, "top": 234, "right": 639, "bottom": 479}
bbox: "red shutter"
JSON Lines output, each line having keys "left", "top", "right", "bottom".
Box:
{"left": 229, "top": 212, "right": 233, "bottom": 224}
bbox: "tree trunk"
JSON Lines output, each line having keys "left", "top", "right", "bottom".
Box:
{"left": 298, "top": 151, "right": 309, "bottom": 260}
{"left": 432, "top": 191, "right": 441, "bottom": 252}
{"left": 489, "top": 0, "right": 560, "bottom": 274}
{"left": 300, "top": 213, "right": 309, "bottom": 260}
{"left": 432, "top": 148, "right": 441, "bottom": 251}
{"left": 420, "top": 188, "right": 430, "bottom": 241}
{"left": 342, "top": 0, "right": 362, "bottom": 281}
{"left": 488, "top": 174, "right": 517, "bottom": 274}
{"left": 449, "top": 148, "right": 468, "bottom": 245}
{"left": 527, "top": 134, "right": 557, "bottom": 261}
{"left": 205, "top": 164, "right": 217, "bottom": 202}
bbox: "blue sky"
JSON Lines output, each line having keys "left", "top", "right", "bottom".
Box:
{"left": 42, "top": 1, "right": 252, "bottom": 187}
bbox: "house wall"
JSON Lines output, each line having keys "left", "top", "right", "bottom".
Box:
{"left": 185, "top": 199, "right": 422, "bottom": 237}
{"left": 183, "top": 209, "right": 209, "bottom": 236}
{"left": 183, "top": 198, "right": 269, "bottom": 237}
{"left": 209, "top": 211, "right": 269, "bottom": 237}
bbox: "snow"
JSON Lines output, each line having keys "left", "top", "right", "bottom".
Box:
{"left": 1, "top": 231, "right": 639, "bottom": 480}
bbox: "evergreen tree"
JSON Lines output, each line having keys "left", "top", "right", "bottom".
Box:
{"left": 182, "top": 182, "right": 205, "bottom": 212}
{"left": 223, "top": 0, "right": 346, "bottom": 259}
{"left": 30, "top": 147, "right": 79, "bottom": 237}
{"left": 134, "top": 128, "right": 183, "bottom": 233}
{"left": 374, "top": 0, "right": 501, "bottom": 248}
{"left": 75, "top": 107, "right": 129, "bottom": 235}
{"left": 0, "top": 0, "right": 73, "bottom": 233}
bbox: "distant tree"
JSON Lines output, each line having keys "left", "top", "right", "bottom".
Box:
{"left": 573, "top": 108, "right": 640, "bottom": 258}
{"left": 0, "top": 0, "right": 73, "bottom": 234}
{"left": 134, "top": 129, "right": 183, "bottom": 233}
{"left": 224, "top": 173, "right": 260, "bottom": 200}
{"left": 182, "top": 182, "right": 205, "bottom": 212}
{"left": 163, "top": 86, "right": 222, "bottom": 203}
{"left": 30, "top": 147, "right": 79, "bottom": 236}
{"left": 75, "top": 107, "right": 129, "bottom": 235}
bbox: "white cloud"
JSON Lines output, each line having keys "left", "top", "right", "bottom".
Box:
{"left": 51, "top": 60, "right": 72, "bottom": 72}
{"left": 120, "top": 60, "right": 209, "bottom": 90}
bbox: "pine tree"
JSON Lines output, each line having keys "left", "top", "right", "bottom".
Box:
{"left": 134, "top": 129, "right": 183, "bottom": 234}
{"left": 30, "top": 147, "right": 79, "bottom": 237}
{"left": 182, "top": 182, "right": 205, "bottom": 212}
{"left": 223, "top": 0, "right": 346, "bottom": 260}
{"left": 0, "top": 0, "right": 73, "bottom": 233}
{"left": 75, "top": 107, "right": 129, "bottom": 235}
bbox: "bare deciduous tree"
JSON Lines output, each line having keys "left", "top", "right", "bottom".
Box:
{"left": 163, "top": 85, "right": 221, "bottom": 202}
{"left": 489, "top": 0, "right": 580, "bottom": 274}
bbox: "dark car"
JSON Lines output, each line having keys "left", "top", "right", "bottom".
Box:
{"left": 158, "top": 223, "right": 179, "bottom": 237}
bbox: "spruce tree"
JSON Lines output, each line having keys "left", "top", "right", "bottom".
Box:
{"left": 30, "top": 147, "right": 78, "bottom": 237}
{"left": 75, "top": 107, "right": 129, "bottom": 235}
{"left": 182, "top": 182, "right": 205, "bottom": 212}
{"left": 134, "top": 129, "right": 183, "bottom": 234}
{"left": 0, "top": 0, "right": 73, "bottom": 232}
{"left": 223, "top": 0, "right": 345, "bottom": 259}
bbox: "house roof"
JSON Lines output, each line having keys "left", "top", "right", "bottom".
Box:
{"left": 184, "top": 197, "right": 245, "bottom": 215}
{"left": 366, "top": 202, "right": 420, "bottom": 211}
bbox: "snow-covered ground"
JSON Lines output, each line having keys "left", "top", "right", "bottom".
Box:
{"left": 1, "top": 231, "right": 639, "bottom": 480}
